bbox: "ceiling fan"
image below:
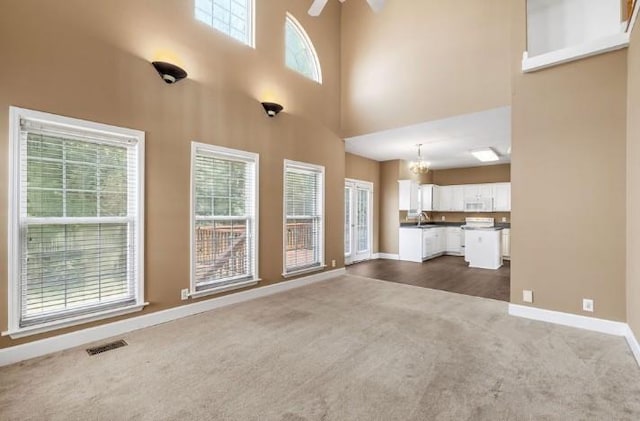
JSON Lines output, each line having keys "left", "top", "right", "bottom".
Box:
{"left": 308, "top": 0, "right": 385, "bottom": 17}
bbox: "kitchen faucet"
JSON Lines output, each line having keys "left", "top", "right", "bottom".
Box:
{"left": 417, "top": 211, "right": 430, "bottom": 226}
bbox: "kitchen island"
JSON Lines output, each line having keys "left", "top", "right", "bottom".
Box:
{"left": 463, "top": 226, "right": 503, "bottom": 270}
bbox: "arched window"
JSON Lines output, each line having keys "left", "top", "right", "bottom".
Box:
{"left": 285, "top": 13, "right": 322, "bottom": 83}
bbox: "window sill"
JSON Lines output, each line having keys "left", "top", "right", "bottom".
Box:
{"left": 522, "top": 32, "right": 629, "bottom": 73}
{"left": 2, "top": 302, "right": 149, "bottom": 339}
{"left": 282, "top": 265, "right": 327, "bottom": 279}
{"left": 189, "top": 279, "right": 260, "bottom": 299}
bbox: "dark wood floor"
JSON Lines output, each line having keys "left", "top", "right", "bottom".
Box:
{"left": 346, "top": 255, "right": 510, "bottom": 302}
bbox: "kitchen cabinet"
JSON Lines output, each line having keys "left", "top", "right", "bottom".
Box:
{"left": 435, "top": 185, "right": 464, "bottom": 212}
{"left": 398, "top": 180, "right": 419, "bottom": 214}
{"left": 399, "top": 227, "right": 446, "bottom": 262}
{"left": 494, "top": 183, "right": 511, "bottom": 212}
{"left": 399, "top": 228, "right": 423, "bottom": 262}
{"left": 422, "top": 229, "right": 436, "bottom": 259}
{"left": 502, "top": 228, "right": 511, "bottom": 259}
{"left": 464, "top": 184, "right": 494, "bottom": 201}
{"left": 438, "top": 186, "right": 452, "bottom": 211}
{"left": 419, "top": 184, "right": 440, "bottom": 212}
{"left": 433, "top": 227, "right": 446, "bottom": 254}
{"left": 465, "top": 228, "right": 503, "bottom": 270}
{"left": 445, "top": 227, "right": 463, "bottom": 255}
{"left": 451, "top": 186, "right": 465, "bottom": 211}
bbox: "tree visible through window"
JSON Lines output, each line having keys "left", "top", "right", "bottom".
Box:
{"left": 9, "top": 108, "right": 144, "bottom": 334}
{"left": 192, "top": 143, "right": 258, "bottom": 293}
{"left": 284, "top": 160, "right": 324, "bottom": 275}
{"left": 285, "top": 13, "right": 322, "bottom": 83}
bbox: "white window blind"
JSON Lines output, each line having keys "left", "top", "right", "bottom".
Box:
{"left": 284, "top": 160, "right": 324, "bottom": 275}
{"left": 192, "top": 143, "right": 258, "bottom": 293}
{"left": 285, "top": 13, "right": 322, "bottom": 83}
{"left": 195, "top": 0, "right": 254, "bottom": 47}
{"left": 10, "top": 109, "right": 145, "bottom": 333}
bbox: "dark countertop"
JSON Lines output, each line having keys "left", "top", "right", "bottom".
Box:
{"left": 400, "top": 222, "right": 463, "bottom": 228}
{"left": 400, "top": 222, "right": 511, "bottom": 229}
{"left": 462, "top": 226, "right": 504, "bottom": 231}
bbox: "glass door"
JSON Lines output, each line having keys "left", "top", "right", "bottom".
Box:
{"left": 345, "top": 179, "right": 373, "bottom": 264}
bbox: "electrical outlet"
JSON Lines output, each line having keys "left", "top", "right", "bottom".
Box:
{"left": 441, "top": 216, "right": 446, "bottom": 221}
{"left": 523, "top": 290, "right": 533, "bottom": 303}
{"left": 502, "top": 217, "right": 507, "bottom": 223}
{"left": 331, "top": 259, "right": 336, "bottom": 268}
{"left": 181, "top": 289, "right": 189, "bottom": 301}
{"left": 583, "top": 299, "right": 594, "bottom": 312}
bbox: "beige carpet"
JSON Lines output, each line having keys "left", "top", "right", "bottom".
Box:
{"left": 1, "top": 275, "right": 640, "bottom": 420}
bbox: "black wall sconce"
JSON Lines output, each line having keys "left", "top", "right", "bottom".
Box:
{"left": 152, "top": 61, "right": 188, "bottom": 84}
{"left": 261, "top": 102, "right": 284, "bottom": 117}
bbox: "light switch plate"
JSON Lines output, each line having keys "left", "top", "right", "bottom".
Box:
{"left": 523, "top": 290, "right": 533, "bottom": 303}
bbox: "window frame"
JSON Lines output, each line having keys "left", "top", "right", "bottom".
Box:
{"left": 4, "top": 107, "right": 146, "bottom": 339}
{"left": 189, "top": 142, "right": 260, "bottom": 298}
{"left": 285, "top": 13, "right": 323, "bottom": 84}
{"left": 195, "top": 0, "right": 256, "bottom": 48}
{"left": 282, "top": 159, "right": 325, "bottom": 277}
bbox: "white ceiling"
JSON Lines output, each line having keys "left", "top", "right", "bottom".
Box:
{"left": 344, "top": 107, "right": 511, "bottom": 170}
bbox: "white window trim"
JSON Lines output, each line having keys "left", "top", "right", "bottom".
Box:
{"left": 285, "top": 13, "right": 323, "bottom": 84}
{"left": 344, "top": 178, "right": 374, "bottom": 264}
{"left": 282, "top": 159, "right": 325, "bottom": 278}
{"left": 195, "top": 0, "right": 256, "bottom": 48}
{"left": 521, "top": 32, "right": 629, "bottom": 73}
{"left": 3, "top": 106, "right": 146, "bottom": 339}
{"left": 189, "top": 142, "right": 260, "bottom": 299}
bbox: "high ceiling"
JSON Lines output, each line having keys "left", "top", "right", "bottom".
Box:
{"left": 344, "top": 107, "right": 511, "bottom": 170}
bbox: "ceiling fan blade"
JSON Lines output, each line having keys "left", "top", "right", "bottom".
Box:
{"left": 366, "top": 0, "right": 385, "bottom": 13}
{"left": 308, "top": 0, "right": 330, "bottom": 16}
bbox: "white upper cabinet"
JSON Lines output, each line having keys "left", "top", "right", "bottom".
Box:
{"left": 437, "top": 185, "right": 464, "bottom": 212}
{"left": 438, "top": 186, "right": 452, "bottom": 211}
{"left": 419, "top": 184, "right": 434, "bottom": 212}
{"left": 451, "top": 186, "right": 465, "bottom": 211}
{"left": 407, "top": 181, "right": 511, "bottom": 213}
{"left": 464, "top": 184, "right": 494, "bottom": 200}
{"left": 494, "top": 183, "right": 511, "bottom": 212}
{"left": 478, "top": 184, "right": 495, "bottom": 200}
{"left": 398, "top": 180, "right": 419, "bottom": 214}
{"left": 419, "top": 184, "right": 441, "bottom": 212}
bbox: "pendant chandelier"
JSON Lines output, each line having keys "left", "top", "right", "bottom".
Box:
{"left": 409, "top": 144, "right": 430, "bottom": 174}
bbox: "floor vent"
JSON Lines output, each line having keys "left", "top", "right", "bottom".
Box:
{"left": 86, "top": 340, "right": 128, "bottom": 356}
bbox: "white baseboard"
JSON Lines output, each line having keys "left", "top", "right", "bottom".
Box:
{"left": 0, "top": 268, "right": 346, "bottom": 367}
{"left": 376, "top": 253, "right": 399, "bottom": 260}
{"left": 508, "top": 304, "right": 628, "bottom": 336}
{"left": 509, "top": 304, "right": 640, "bottom": 367}
{"left": 625, "top": 325, "right": 640, "bottom": 366}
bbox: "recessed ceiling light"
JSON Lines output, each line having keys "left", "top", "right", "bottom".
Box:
{"left": 471, "top": 148, "right": 500, "bottom": 162}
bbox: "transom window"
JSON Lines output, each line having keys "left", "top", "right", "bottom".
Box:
{"left": 283, "top": 160, "right": 324, "bottom": 276}
{"left": 195, "top": 0, "right": 254, "bottom": 47}
{"left": 191, "top": 143, "right": 258, "bottom": 297}
{"left": 285, "top": 13, "right": 322, "bottom": 83}
{"left": 7, "top": 107, "right": 145, "bottom": 337}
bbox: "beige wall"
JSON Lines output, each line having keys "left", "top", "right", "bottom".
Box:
{"left": 432, "top": 164, "right": 510, "bottom": 186}
{"left": 345, "top": 153, "right": 380, "bottom": 253}
{"left": 380, "top": 161, "right": 400, "bottom": 254}
{"left": 627, "top": 21, "right": 640, "bottom": 335}
{"left": 340, "top": 0, "right": 511, "bottom": 137}
{"left": 511, "top": 1, "right": 628, "bottom": 321}
{"left": 0, "top": 0, "right": 344, "bottom": 349}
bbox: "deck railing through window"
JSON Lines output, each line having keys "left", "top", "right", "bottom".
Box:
{"left": 195, "top": 220, "right": 316, "bottom": 283}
